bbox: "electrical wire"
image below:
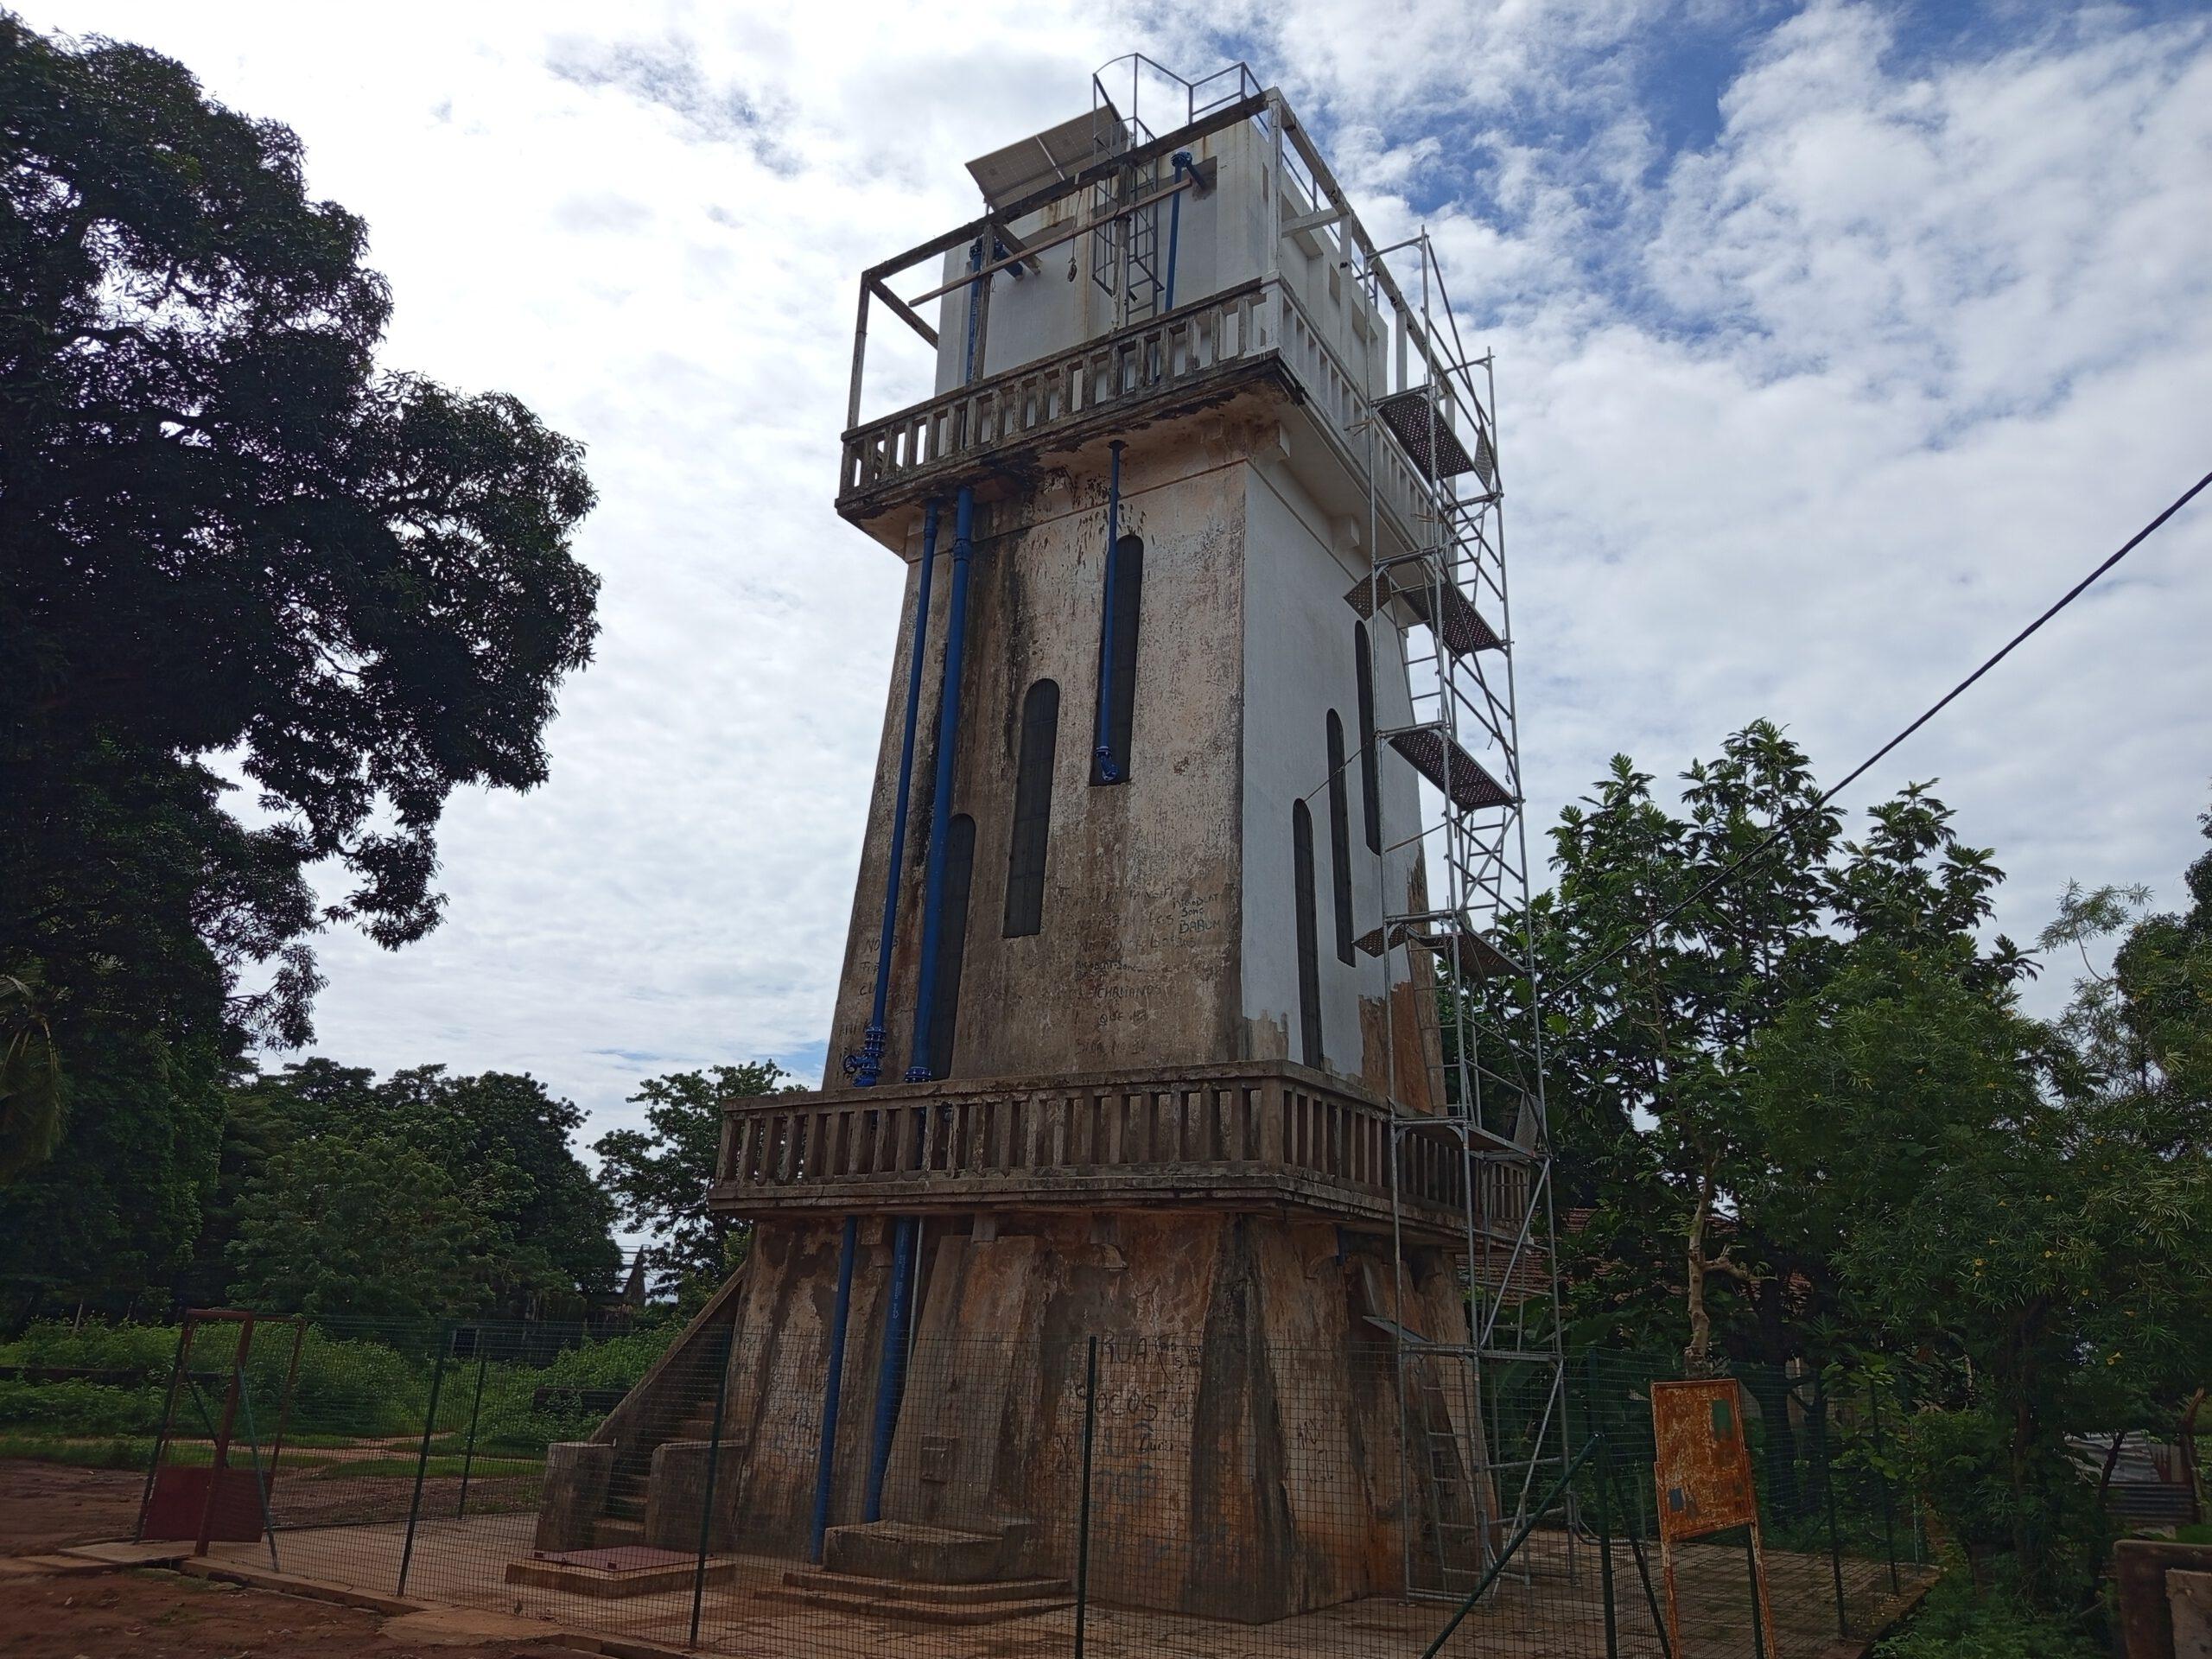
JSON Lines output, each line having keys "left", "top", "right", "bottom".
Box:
{"left": 1541, "top": 466, "right": 2212, "bottom": 1004}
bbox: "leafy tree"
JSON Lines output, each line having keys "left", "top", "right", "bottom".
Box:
{"left": 189, "top": 1059, "right": 620, "bottom": 1315}
{"left": 1476, "top": 723, "right": 2024, "bottom": 1377}
{"left": 226, "top": 1131, "right": 502, "bottom": 1324}
{"left": 1743, "top": 805, "right": 2212, "bottom": 1606}
{"left": 0, "top": 17, "right": 596, "bottom": 1311}
{"left": 594, "top": 1064, "right": 791, "bottom": 1300}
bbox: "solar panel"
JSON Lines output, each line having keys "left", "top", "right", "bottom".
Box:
{"left": 965, "top": 105, "right": 1127, "bottom": 210}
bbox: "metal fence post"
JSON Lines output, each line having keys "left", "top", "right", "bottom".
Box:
{"left": 1869, "top": 1379, "right": 1899, "bottom": 1593}
{"left": 1596, "top": 1430, "right": 1619, "bottom": 1659}
{"left": 134, "top": 1319, "right": 193, "bottom": 1544}
{"left": 689, "top": 1328, "right": 735, "bottom": 1649}
{"left": 1744, "top": 1529, "right": 1769, "bottom": 1659}
{"left": 233, "top": 1363, "right": 281, "bottom": 1573}
{"left": 1815, "top": 1373, "right": 1847, "bottom": 1636}
{"left": 396, "top": 1325, "right": 448, "bottom": 1598}
{"left": 1074, "top": 1336, "right": 1098, "bottom": 1659}
{"left": 455, "top": 1344, "right": 490, "bottom": 1519}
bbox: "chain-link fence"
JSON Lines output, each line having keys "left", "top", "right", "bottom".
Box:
{"left": 10, "top": 1312, "right": 1934, "bottom": 1659}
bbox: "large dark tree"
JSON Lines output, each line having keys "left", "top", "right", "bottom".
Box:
{"left": 0, "top": 20, "right": 598, "bottom": 1314}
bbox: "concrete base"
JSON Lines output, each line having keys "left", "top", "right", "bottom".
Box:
{"left": 764, "top": 1564, "right": 1074, "bottom": 1626}
{"left": 504, "top": 1545, "right": 741, "bottom": 1600}
{"left": 691, "top": 1209, "right": 1488, "bottom": 1622}
{"left": 2171, "top": 1570, "right": 2212, "bottom": 1659}
{"left": 822, "top": 1519, "right": 1035, "bottom": 1584}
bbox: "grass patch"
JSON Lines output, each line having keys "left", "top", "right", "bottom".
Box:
{"left": 0, "top": 1433, "right": 151, "bottom": 1470}
{"left": 310, "top": 1454, "right": 539, "bottom": 1480}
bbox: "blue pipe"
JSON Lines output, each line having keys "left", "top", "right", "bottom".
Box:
{"left": 864, "top": 1217, "right": 915, "bottom": 1521}
{"left": 809, "top": 1216, "right": 857, "bottom": 1557}
{"left": 905, "top": 486, "right": 976, "bottom": 1084}
{"left": 1163, "top": 150, "right": 1192, "bottom": 311}
{"left": 1093, "top": 442, "right": 1127, "bottom": 784}
{"left": 842, "top": 501, "right": 940, "bottom": 1088}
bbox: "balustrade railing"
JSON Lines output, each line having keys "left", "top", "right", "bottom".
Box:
{"left": 840, "top": 280, "right": 1273, "bottom": 503}
{"left": 711, "top": 1065, "right": 1533, "bottom": 1246}
{"left": 838, "top": 277, "right": 1431, "bottom": 544}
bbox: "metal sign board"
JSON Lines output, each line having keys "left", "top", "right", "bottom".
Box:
{"left": 1650, "top": 1376, "right": 1778, "bottom": 1659}
{"left": 1653, "top": 1376, "right": 1758, "bottom": 1540}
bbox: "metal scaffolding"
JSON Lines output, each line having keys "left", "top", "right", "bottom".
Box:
{"left": 1319, "top": 198, "right": 1569, "bottom": 1600}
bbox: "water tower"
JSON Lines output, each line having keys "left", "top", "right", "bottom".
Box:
{"left": 549, "top": 60, "right": 1562, "bottom": 1624}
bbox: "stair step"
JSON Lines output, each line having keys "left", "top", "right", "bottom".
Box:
{"left": 607, "top": 1472, "right": 647, "bottom": 1495}
{"left": 605, "top": 1493, "right": 645, "bottom": 1521}
{"left": 591, "top": 1517, "right": 645, "bottom": 1548}
{"left": 777, "top": 1568, "right": 1071, "bottom": 1607}
{"left": 758, "top": 1585, "right": 1072, "bottom": 1627}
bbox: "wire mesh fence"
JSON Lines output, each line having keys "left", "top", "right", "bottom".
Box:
{"left": 11, "top": 1310, "right": 1935, "bottom": 1659}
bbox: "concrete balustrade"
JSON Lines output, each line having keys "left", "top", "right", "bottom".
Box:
{"left": 710, "top": 1061, "right": 1535, "bottom": 1255}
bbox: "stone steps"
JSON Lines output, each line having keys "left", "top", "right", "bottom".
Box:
{"left": 761, "top": 1569, "right": 1074, "bottom": 1627}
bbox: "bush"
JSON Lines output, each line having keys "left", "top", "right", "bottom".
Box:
{"left": 1878, "top": 1573, "right": 2103, "bottom": 1659}
{"left": 0, "top": 1379, "right": 160, "bottom": 1434}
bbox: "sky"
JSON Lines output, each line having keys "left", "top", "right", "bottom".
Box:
{"left": 21, "top": 0, "right": 2212, "bottom": 1218}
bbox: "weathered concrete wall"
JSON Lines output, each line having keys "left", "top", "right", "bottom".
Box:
{"left": 823, "top": 405, "right": 1438, "bottom": 1103}
{"left": 534, "top": 1443, "right": 613, "bottom": 1552}
{"left": 823, "top": 416, "right": 1262, "bottom": 1087}
{"left": 1241, "top": 446, "right": 1437, "bottom": 1107}
{"left": 721, "top": 1208, "right": 1478, "bottom": 1621}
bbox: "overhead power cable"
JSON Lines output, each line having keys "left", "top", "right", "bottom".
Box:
{"left": 1541, "top": 466, "right": 2212, "bottom": 1005}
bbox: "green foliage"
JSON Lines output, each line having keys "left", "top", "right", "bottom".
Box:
{"left": 0, "top": 1377, "right": 156, "bottom": 1435}
{"left": 594, "top": 1064, "right": 788, "bottom": 1298}
{"left": 1475, "top": 724, "right": 2023, "bottom": 1371}
{"left": 0, "top": 968, "right": 67, "bottom": 1180}
{"left": 0, "top": 1317, "right": 429, "bottom": 1438}
{"left": 0, "top": 14, "right": 596, "bottom": 1313}
{"left": 1738, "top": 809, "right": 2212, "bottom": 1605}
{"left": 1877, "top": 1571, "right": 2102, "bottom": 1659}
{"left": 207, "top": 1061, "right": 620, "bottom": 1319}
{"left": 226, "top": 1134, "right": 505, "bottom": 1324}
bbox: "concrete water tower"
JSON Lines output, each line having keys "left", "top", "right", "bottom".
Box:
{"left": 544, "top": 59, "right": 1561, "bottom": 1624}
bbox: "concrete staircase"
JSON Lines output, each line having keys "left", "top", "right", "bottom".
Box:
{"left": 591, "top": 1402, "right": 721, "bottom": 1548}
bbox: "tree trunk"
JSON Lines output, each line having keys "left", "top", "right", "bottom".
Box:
{"left": 1685, "top": 1162, "right": 1719, "bottom": 1376}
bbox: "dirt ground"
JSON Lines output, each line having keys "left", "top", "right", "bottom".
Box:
{"left": 0, "top": 1461, "right": 143, "bottom": 1555}
{"left": 0, "top": 1463, "right": 569, "bottom": 1657}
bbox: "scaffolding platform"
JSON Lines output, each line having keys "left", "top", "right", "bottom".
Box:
{"left": 1344, "top": 569, "right": 1503, "bottom": 658}
{"left": 1373, "top": 389, "right": 1497, "bottom": 487}
{"left": 1384, "top": 724, "right": 1516, "bottom": 811}
{"left": 1354, "top": 919, "right": 1520, "bottom": 982}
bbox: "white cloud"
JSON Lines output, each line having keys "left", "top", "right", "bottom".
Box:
{"left": 20, "top": 2, "right": 2212, "bottom": 1214}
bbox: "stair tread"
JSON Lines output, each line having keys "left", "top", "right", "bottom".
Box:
{"left": 758, "top": 1586, "right": 1072, "bottom": 1626}
{"left": 779, "top": 1568, "right": 1071, "bottom": 1605}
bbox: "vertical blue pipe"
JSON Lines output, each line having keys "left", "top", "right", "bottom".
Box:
{"left": 1163, "top": 150, "right": 1192, "bottom": 311}
{"left": 809, "top": 1216, "right": 857, "bottom": 1558}
{"left": 1092, "top": 442, "right": 1127, "bottom": 784}
{"left": 842, "top": 502, "right": 940, "bottom": 1088}
{"left": 904, "top": 486, "right": 976, "bottom": 1084}
{"left": 864, "top": 1217, "right": 914, "bottom": 1521}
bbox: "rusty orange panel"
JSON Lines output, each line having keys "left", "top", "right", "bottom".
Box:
{"left": 1651, "top": 1376, "right": 1758, "bottom": 1544}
